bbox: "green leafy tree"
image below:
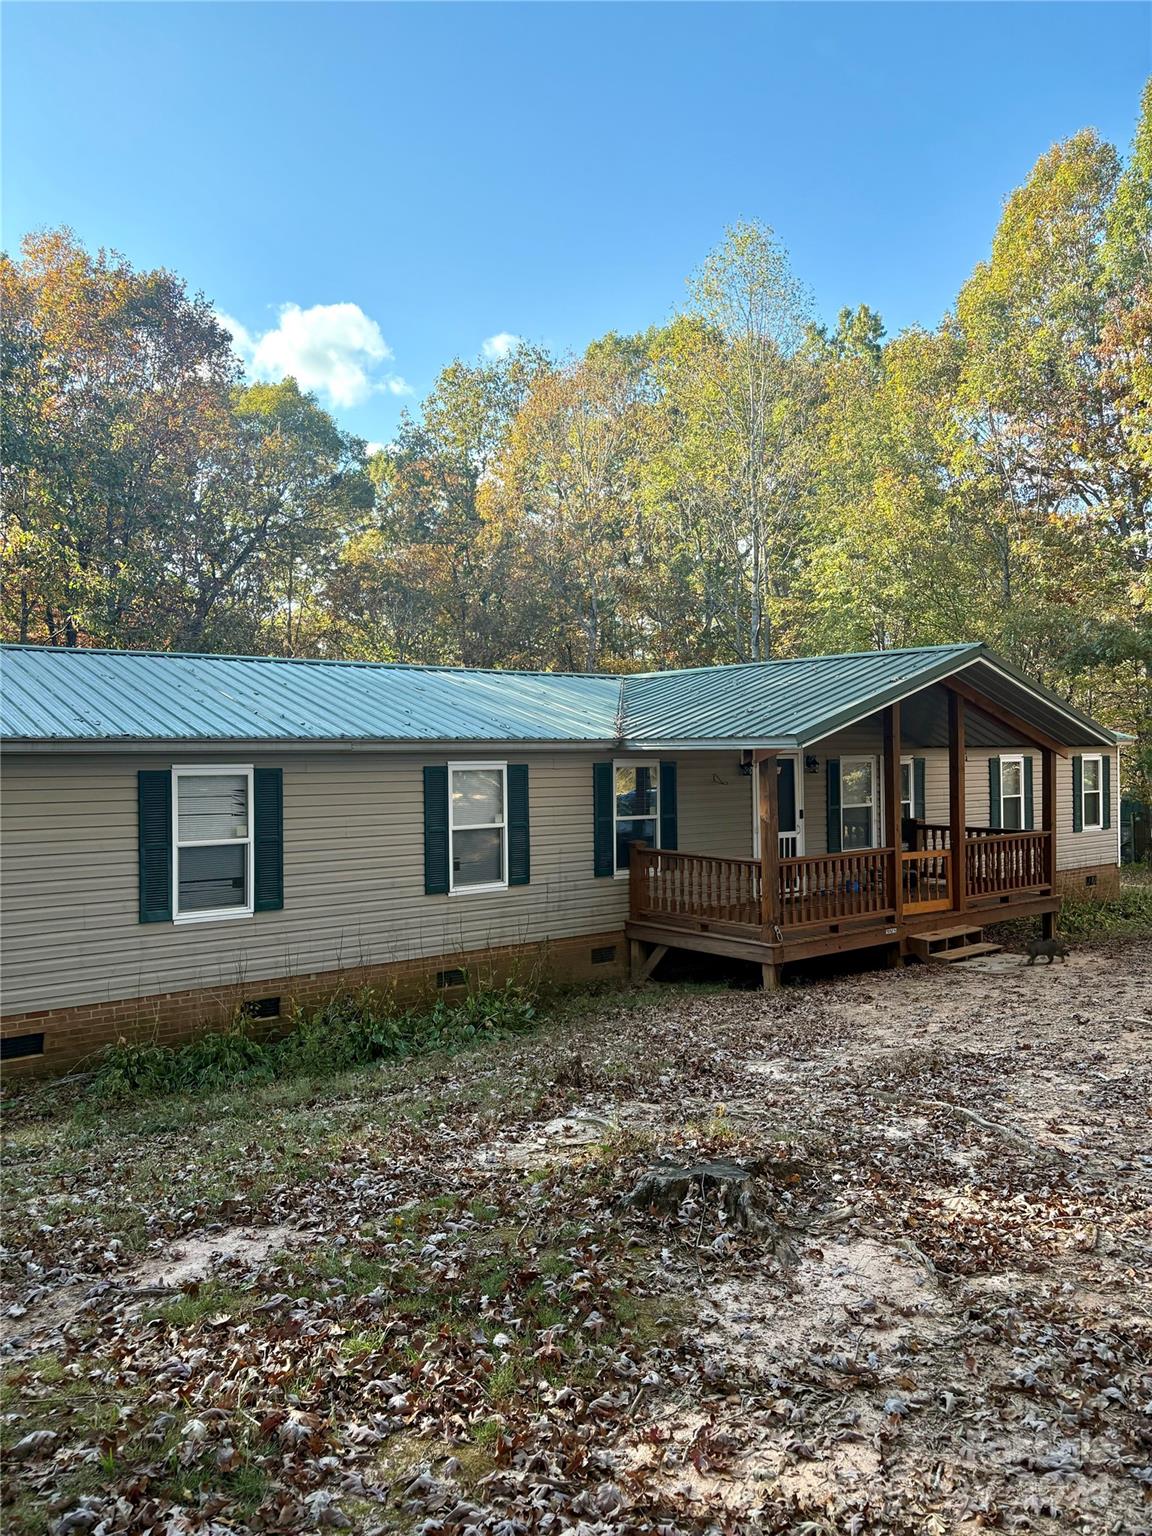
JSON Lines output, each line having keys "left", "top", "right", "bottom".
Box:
{"left": 175, "top": 378, "right": 373, "bottom": 654}
{"left": 682, "top": 221, "right": 821, "bottom": 660}
{"left": 1, "top": 228, "right": 237, "bottom": 645}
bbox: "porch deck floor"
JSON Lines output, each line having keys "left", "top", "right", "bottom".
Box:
{"left": 626, "top": 889, "right": 1059, "bottom": 973}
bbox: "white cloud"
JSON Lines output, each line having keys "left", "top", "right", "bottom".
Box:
{"left": 216, "top": 311, "right": 254, "bottom": 355}
{"left": 218, "top": 303, "right": 410, "bottom": 409}
{"left": 482, "top": 331, "right": 521, "bottom": 360}
{"left": 364, "top": 441, "right": 387, "bottom": 457}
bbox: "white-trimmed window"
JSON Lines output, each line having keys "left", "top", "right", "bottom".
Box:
{"left": 173, "top": 766, "right": 253, "bottom": 922}
{"left": 999, "top": 754, "right": 1025, "bottom": 831}
{"left": 613, "top": 759, "right": 659, "bottom": 875}
{"left": 450, "top": 762, "right": 507, "bottom": 891}
{"left": 900, "top": 756, "right": 914, "bottom": 824}
{"left": 840, "top": 756, "right": 878, "bottom": 850}
{"left": 1081, "top": 754, "right": 1103, "bottom": 831}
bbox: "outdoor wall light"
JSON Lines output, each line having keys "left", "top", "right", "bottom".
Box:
{"left": 805, "top": 755, "right": 820, "bottom": 774}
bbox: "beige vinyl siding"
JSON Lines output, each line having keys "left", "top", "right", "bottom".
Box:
{"left": 0, "top": 748, "right": 743, "bottom": 1016}
{"left": 797, "top": 722, "right": 885, "bottom": 857}
{"left": 916, "top": 750, "right": 950, "bottom": 823}
{"left": 915, "top": 745, "right": 1119, "bottom": 872}
{"left": 1055, "top": 752, "right": 1120, "bottom": 870}
{"left": 676, "top": 752, "right": 752, "bottom": 858}
{"left": 799, "top": 726, "right": 1119, "bottom": 874}
{"left": 960, "top": 746, "right": 1118, "bottom": 872}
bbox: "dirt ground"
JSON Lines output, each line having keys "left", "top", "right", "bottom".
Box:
{"left": 3, "top": 940, "right": 1150, "bottom": 1534}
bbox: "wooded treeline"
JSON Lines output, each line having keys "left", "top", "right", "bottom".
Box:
{"left": 2, "top": 86, "right": 1149, "bottom": 788}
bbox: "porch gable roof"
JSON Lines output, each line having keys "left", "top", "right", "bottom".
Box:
{"left": 617, "top": 644, "right": 1120, "bottom": 751}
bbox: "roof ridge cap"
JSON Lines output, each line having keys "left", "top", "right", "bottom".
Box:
{"left": 0, "top": 643, "right": 623, "bottom": 682}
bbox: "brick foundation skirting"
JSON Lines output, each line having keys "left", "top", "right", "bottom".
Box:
{"left": 1053, "top": 863, "right": 1121, "bottom": 899}
{"left": 0, "top": 931, "right": 628, "bottom": 1076}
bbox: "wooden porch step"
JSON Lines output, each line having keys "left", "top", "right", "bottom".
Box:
{"left": 908, "top": 924, "right": 989, "bottom": 962}
{"left": 914, "top": 925, "right": 984, "bottom": 944}
{"left": 927, "top": 941, "right": 1003, "bottom": 964}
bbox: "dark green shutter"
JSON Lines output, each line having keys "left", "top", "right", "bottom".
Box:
{"left": 1023, "top": 757, "right": 1034, "bottom": 831}
{"left": 507, "top": 764, "right": 530, "bottom": 886}
{"left": 423, "top": 766, "right": 450, "bottom": 894}
{"left": 1072, "top": 755, "right": 1083, "bottom": 833}
{"left": 593, "top": 762, "right": 614, "bottom": 877}
{"left": 659, "top": 761, "right": 678, "bottom": 850}
{"left": 1102, "top": 754, "right": 1111, "bottom": 831}
{"left": 913, "top": 757, "right": 926, "bottom": 820}
{"left": 253, "top": 768, "right": 284, "bottom": 912}
{"left": 138, "top": 769, "right": 173, "bottom": 923}
{"left": 826, "top": 759, "right": 842, "bottom": 853}
{"left": 988, "top": 757, "right": 1002, "bottom": 829}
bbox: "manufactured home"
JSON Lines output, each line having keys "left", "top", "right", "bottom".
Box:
{"left": 0, "top": 642, "right": 1122, "bottom": 1072}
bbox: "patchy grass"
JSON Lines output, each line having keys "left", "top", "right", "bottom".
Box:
{"left": 4, "top": 956, "right": 1150, "bottom": 1533}
{"left": 984, "top": 872, "right": 1152, "bottom": 951}
{"left": 1056, "top": 877, "right": 1152, "bottom": 940}
{"left": 69, "top": 977, "right": 541, "bottom": 1110}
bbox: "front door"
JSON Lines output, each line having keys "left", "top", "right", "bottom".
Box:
{"left": 753, "top": 755, "right": 804, "bottom": 859}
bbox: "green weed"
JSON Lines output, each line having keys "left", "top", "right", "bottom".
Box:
{"left": 80, "top": 978, "right": 543, "bottom": 1108}
{"left": 1057, "top": 882, "right": 1152, "bottom": 941}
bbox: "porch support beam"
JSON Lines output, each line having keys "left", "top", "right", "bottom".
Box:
{"left": 948, "top": 689, "right": 967, "bottom": 913}
{"left": 883, "top": 702, "right": 903, "bottom": 923}
{"left": 1041, "top": 745, "right": 1056, "bottom": 889}
{"left": 942, "top": 676, "right": 1070, "bottom": 758}
{"left": 756, "top": 750, "right": 781, "bottom": 936}
{"left": 631, "top": 942, "right": 668, "bottom": 984}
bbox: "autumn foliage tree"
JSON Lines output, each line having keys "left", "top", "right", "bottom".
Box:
{"left": 2, "top": 84, "right": 1149, "bottom": 790}
{"left": 1, "top": 230, "right": 371, "bottom": 653}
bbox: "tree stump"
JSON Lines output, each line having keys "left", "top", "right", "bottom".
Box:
{"left": 619, "top": 1158, "right": 767, "bottom": 1233}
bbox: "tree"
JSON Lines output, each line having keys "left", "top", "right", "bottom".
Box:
{"left": 683, "top": 221, "right": 821, "bottom": 660}
{"left": 172, "top": 378, "right": 373, "bottom": 655}
{"left": 327, "top": 346, "right": 550, "bottom": 665}
{"left": 1, "top": 228, "right": 237, "bottom": 646}
{"left": 802, "top": 321, "right": 983, "bottom": 654}
{"left": 494, "top": 339, "right": 648, "bottom": 670}
{"left": 953, "top": 125, "right": 1146, "bottom": 585}
{"left": 0, "top": 230, "right": 372, "bottom": 653}
{"left": 3, "top": 82, "right": 1149, "bottom": 783}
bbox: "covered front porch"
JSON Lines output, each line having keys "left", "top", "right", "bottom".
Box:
{"left": 626, "top": 680, "right": 1063, "bottom": 986}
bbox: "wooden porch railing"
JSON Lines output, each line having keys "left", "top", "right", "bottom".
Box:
{"left": 913, "top": 822, "right": 1015, "bottom": 848}
{"left": 900, "top": 848, "right": 951, "bottom": 915}
{"left": 965, "top": 830, "right": 1051, "bottom": 897}
{"left": 630, "top": 830, "right": 1053, "bottom": 938}
{"left": 778, "top": 849, "right": 894, "bottom": 928}
{"left": 912, "top": 821, "right": 951, "bottom": 851}
{"left": 630, "top": 847, "right": 762, "bottom": 927}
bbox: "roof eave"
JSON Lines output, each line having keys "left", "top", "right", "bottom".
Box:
{"left": 963, "top": 654, "right": 1123, "bottom": 747}
{"left": 798, "top": 648, "right": 1120, "bottom": 751}
{"left": 1, "top": 736, "right": 623, "bottom": 754}
{"left": 797, "top": 647, "right": 986, "bottom": 748}
{"left": 619, "top": 736, "right": 800, "bottom": 752}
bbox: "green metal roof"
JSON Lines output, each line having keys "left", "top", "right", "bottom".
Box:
{"left": 621, "top": 644, "right": 1118, "bottom": 749}
{"left": 0, "top": 641, "right": 1119, "bottom": 749}
{"left": 0, "top": 646, "right": 622, "bottom": 745}
{"left": 620, "top": 644, "right": 985, "bottom": 747}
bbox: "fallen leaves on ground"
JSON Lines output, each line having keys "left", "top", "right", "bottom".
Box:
{"left": 2, "top": 943, "right": 1150, "bottom": 1533}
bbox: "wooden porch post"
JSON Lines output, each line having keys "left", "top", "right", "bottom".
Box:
{"left": 1041, "top": 745, "right": 1056, "bottom": 890}
{"left": 628, "top": 839, "right": 648, "bottom": 923}
{"left": 756, "top": 751, "right": 781, "bottom": 937}
{"left": 883, "top": 703, "right": 903, "bottom": 923}
{"left": 948, "top": 688, "right": 967, "bottom": 912}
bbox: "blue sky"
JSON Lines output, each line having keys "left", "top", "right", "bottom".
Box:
{"left": 3, "top": 2, "right": 1148, "bottom": 447}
